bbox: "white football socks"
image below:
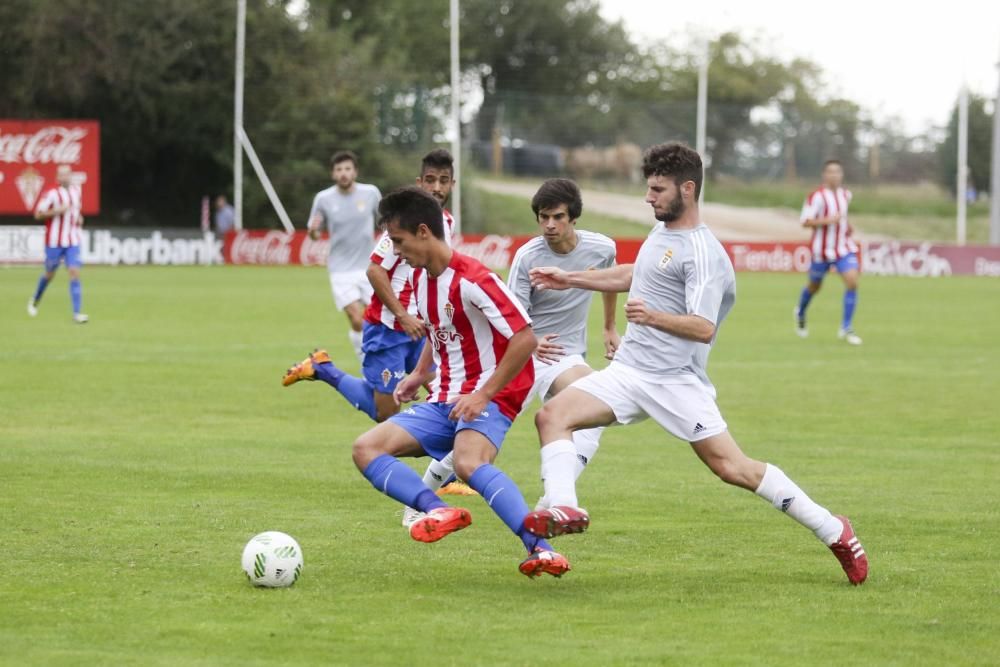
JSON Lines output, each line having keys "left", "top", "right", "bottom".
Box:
{"left": 422, "top": 451, "right": 455, "bottom": 491}
{"left": 572, "top": 427, "right": 603, "bottom": 470}
{"left": 754, "top": 463, "right": 844, "bottom": 545}
{"left": 348, "top": 329, "right": 364, "bottom": 363}
{"left": 539, "top": 439, "right": 580, "bottom": 508}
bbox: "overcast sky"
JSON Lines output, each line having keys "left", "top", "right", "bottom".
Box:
{"left": 600, "top": 0, "right": 1000, "bottom": 133}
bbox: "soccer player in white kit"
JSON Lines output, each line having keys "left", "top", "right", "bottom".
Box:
{"left": 307, "top": 150, "right": 381, "bottom": 361}
{"left": 524, "top": 143, "right": 869, "bottom": 585}
{"left": 404, "top": 178, "right": 619, "bottom": 525}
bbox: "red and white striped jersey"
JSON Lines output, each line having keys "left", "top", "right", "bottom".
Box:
{"left": 801, "top": 187, "right": 858, "bottom": 262}
{"left": 364, "top": 210, "right": 456, "bottom": 331}
{"left": 411, "top": 251, "right": 535, "bottom": 420}
{"left": 35, "top": 184, "right": 83, "bottom": 248}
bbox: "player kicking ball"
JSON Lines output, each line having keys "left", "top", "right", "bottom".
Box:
{"left": 795, "top": 159, "right": 863, "bottom": 345}
{"left": 523, "top": 143, "right": 868, "bottom": 585}
{"left": 349, "top": 186, "right": 570, "bottom": 578}
{"left": 413, "top": 178, "right": 619, "bottom": 513}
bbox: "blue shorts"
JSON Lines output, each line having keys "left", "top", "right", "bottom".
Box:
{"left": 809, "top": 253, "right": 858, "bottom": 282}
{"left": 388, "top": 401, "right": 513, "bottom": 461}
{"left": 44, "top": 246, "right": 82, "bottom": 272}
{"left": 361, "top": 321, "right": 425, "bottom": 394}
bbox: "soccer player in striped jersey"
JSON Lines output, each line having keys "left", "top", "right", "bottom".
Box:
{"left": 795, "top": 160, "right": 862, "bottom": 345}
{"left": 283, "top": 149, "right": 456, "bottom": 421}
{"left": 410, "top": 178, "right": 618, "bottom": 517}
{"left": 27, "top": 164, "right": 88, "bottom": 323}
{"left": 351, "top": 186, "right": 570, "bottom": 578}
{"left": 524, "top": 143, "right": 867, "bottom": 585}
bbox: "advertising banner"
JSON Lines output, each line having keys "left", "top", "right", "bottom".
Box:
{"left": 0, "top": 120, "right": 100, "bottom": 215}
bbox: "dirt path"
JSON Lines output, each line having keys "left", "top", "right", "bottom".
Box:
{"left": 475, "top": 178, "right": 886, "bottom": 241}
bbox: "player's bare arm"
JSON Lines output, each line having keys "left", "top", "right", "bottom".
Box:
{"left": 624, "top": 297, "right": 716, "bottom": 344}
{"left": 365, "top": 262, "right": 425, "bottom": 340}
{"left": 602, "top": 291, "right": 620, "bottom": 359}
{"left": 34, "top": 204, "right": 69, "bottom": 221}
{"left": 530, "top": 263, "right": 634, "bottom": 292}
{"left": 448, "top": 327, "right": 537, "bottom": 422}
{"left": 801, "top": 213, "right": 843, "bottom": 228}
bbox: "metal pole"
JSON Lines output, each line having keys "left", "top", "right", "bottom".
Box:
{"left": 450, "top": 0, "right": 462, "bottom": 235}
{"left": 234, "top": 0, "right": 246, "bottom": 230}
{"left": 957, "top": 85, "right": 968, "bottom": 246}
{"left": 696, "top": 39, "right": 709, "bottom": 206}
{"left": 239, "top": 129, "right": 294, "bottom": 233}
{"left": 990, "top": 44, "right": 1000, "bottom": 245}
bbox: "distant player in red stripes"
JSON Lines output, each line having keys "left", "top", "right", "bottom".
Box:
{"left": 27, "top": 164, "right": 88, "bottom": 323}
{"left": 350, "top": 186, "right": 570, "bottom": 578}
{"left": 795, "top": 160, "right": 861, "bottom": 345}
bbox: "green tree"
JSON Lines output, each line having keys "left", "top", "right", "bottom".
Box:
{"left": 939, "top": 94, "right": 993, "bottom": 194}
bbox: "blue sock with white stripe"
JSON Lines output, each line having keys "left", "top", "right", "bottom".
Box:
{"left": 314, "top": 362, "right": 376, "bottom": 421}
{"left": 69, "top": 279, "right": 82, "bottom": 314}
{"left": 468, "top": 463, "right": 553, "bottom": 554}
{"left": 842, "top": 289, "right": 857, "bottom": 330}
{"left": 797, "top": 286, "right": 813, "bottom": 316}
{"left": 33, "top": 275, "right": 49, "bottom": 303}
{"left": 362, "top": 454, "right": 447, "bottom": 513}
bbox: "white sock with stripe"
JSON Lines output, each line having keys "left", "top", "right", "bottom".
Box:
{"left": 422, "top": 451, "right": 455, "bottom": 491}
{"left": 754, "top": 463, "right": 844, "bottom": 545}
{"left": 540, "top": 439, "right": 579, "bottom": 509}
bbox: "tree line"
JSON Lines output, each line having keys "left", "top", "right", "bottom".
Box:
{"left": 0, "top": 0, "right": 990, "bottom": 228}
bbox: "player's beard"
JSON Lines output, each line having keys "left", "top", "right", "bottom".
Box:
{"left": 654, "top": 190, "right": 685, "bottom": 223}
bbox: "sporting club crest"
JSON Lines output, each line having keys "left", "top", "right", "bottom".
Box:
{"left": 15, "top": 168, "right": 44, "bottom": 209}
{"left": 443, "top": 302, "right": 454, "bottom": 321}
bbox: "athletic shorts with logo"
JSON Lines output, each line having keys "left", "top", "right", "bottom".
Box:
{"left": 570, "top": 361, "right": 727, "bottom": 442}
{"left": 361, "top": 321, "right": 425, "bottom": 394}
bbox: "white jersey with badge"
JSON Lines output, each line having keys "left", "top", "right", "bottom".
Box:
{"left": 507, "top": 230, "right": 616, "bottom": 357}
{"left": 612, "top": 223, "right": 735, "bottom": 392}
{"left": 308, "top": 182, "right": 381, "bottom": 273}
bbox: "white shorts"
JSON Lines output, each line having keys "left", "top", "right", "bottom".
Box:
{"left": 570, "top": 361, "right": 727, "bottom": 443}
{"left": 524, "top": 353, "right": 590, "bottom": 407}
{"left": 328, "top": 271, "right": 373, "bottom": 311}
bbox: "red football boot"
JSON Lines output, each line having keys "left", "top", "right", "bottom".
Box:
{"left": 408, "top": 507, "right": 472, "bottom": 544}
{"left": 828, "top": 515, "right": 869, "bottom": 585}
{"left": 522, "top": 505, "right": 590, "bottom": 539}
{"left": 519, "top": 549, "right": 571, "bottom": 578}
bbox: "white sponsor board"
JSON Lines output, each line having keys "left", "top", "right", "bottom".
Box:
{"left": 0, "top": 226, "right": 223, "bottom": 265}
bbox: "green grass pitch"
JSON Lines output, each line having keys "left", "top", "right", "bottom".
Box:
{"left": 2, "top": 265, "right": 998, "bottom": 666}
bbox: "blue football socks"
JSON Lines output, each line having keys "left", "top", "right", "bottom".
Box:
{"left": 33, "top": 275, "right": 49, "bottom": 303}
{"left": 842, "top": 289, "right": 857, "bottom": 330}
{"left": 363, "top": 454, "right": 447, "bottom": 513}
{"left": 796, "top": 286, "right": 813, "bottom": 316}
{"left": 468, "top": 463, "right": 553, "bottom": 554}
{"left": 69, "top": 278, "right": 82, "bottom": 314}
{"left": 314, "top": 361, "right": 376, "bottom": 421}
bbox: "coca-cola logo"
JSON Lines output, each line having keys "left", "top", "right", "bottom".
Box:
{"left": 0, "top": 126, "right": 87, "bottom": 164}
{"left": 229, "top": 231, "right": 294, "bottom": 265}
{"left": 300, "top": 235, "right": 330, "bottom": 266}
{"left": 455, "top": 234, "right": 514, "bottom": 270}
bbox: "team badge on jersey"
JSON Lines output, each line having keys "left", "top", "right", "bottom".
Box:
{"left": 658, "top": 248, "right": 674, "bottom": 269}
{"left": 376, "top": 235, "right": 392, "bottom": 253}
{"left": 356, "top": 201, "right": 367, "bottom": 212}
{"left": 443, "top": 302, "right": 454, "bottom": 321}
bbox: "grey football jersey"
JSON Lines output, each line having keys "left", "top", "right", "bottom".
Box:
{"left": 507, "top": 230, "right": 617, "bottom": 357}
{"left": 308, "top": 182, "right": 381, "bottom": 273}
{"left": 613, "top": 223, "right": 735, "bottom": 392}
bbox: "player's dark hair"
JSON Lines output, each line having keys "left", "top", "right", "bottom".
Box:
{"left": 330, "top": 150, "right": 358, "bottom": 168}
{"left": 822, "top": 159, "right": 842, "bottom": 169}
{"left": 421, "top": 148, "right": 454, "bottom": 176}
{"left": 531, "top": 178, "right": 583, "bottom": 221}
{"left": 641, "top": 142, "right": 703, "bottom": 200}
{"left": 377, "top": 186, "right": 444, "bottom": 239}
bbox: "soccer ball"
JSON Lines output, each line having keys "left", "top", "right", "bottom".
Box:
{"left": 241, "top": 531, "right": 303, "bottom": 588}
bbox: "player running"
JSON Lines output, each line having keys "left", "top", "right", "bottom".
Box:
{"left": 408, "top": 178, "right": 618, "bottom": 522}
{"left": 27, "top": 164, "right": 88, "bottom": 323}
{"left": 524, "top": 143, "right": 868, "bottom": 585}
{"left": 794, "top": 159, "right": 862, "bottom": 345}
{"left": 283, "top": 149, "right": 456, "bottom": 423}
{"left": 350, "top": 186, "right": 570, "bottom": 578}
{"left": 307, "top": 151, "right": 381, "bottom": 361}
